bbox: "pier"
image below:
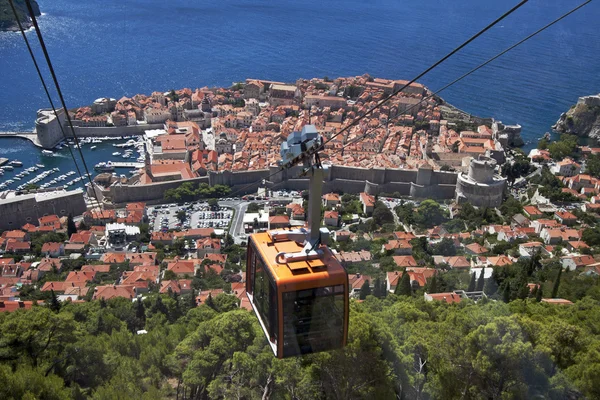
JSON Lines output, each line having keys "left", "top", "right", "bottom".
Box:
{"left": 0, "top": 131, "right": 42, "bottom": 147}
{"left": 111, "top": 162, "right": 144, "bottom": 168}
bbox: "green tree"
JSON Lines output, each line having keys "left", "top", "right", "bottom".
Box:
{"left": 467, "top": 272, "right": 477, "bottom": 292}
{"left": 205, "top": 292, "right": 216, "bottom": 310}
{"left": 169, "top": 310, "right": 257, "bottom": 399}
{"left": 359, "top": 280, "right": 371, "bottom": 300}
{"left": 212, "top": 294, "right": 239, "bottom": 312}
{"left": 585, "top": 153, "right": 600, "bottom": 178}
{"left": 476, "top": 268, "right": 485, "bottom": 291}
{"left": 535, "top": 285, "right": 543, "bottom": 302}
{"left": 208, "top": 198, "right": 219, "bottom": 208}
{"left": 0, "top": 365, "right": 71, "bottom": 400}
{"left": 548, "top": 134, "right": 578, "bottom": 160}
{"left": 451, "top": 141, "right": 459, "bottom": 153}
{"left": 395, "top": 271, "right": 412, "bottom": 297}
{"left": 551, "top": 266, "right": 563, "bottom": 298}
{"left": 372, "top": 201, "right": 394, "bottom": 226}
{"left": 431, "top": 237, "right": 456, "bottom": 256}
{"left": 175, "top": 210, "right": 186, "bottom": 224}
{"left": 163, "top": 269, "right": 177, "bottom": 281}
{"left": 135, "top": 298, "right": 145, "bottom": 323}
{"left": 414, "top": 199, "right": 448, "bottom": 228}
{"left": 428, "top": 274, "right": 439, "bottom": 294}
{"left": 49, "top": 289, "right": 61, "bottom": 313}
{"left": 67, "top": 214, "right": 77, "bottom": 237}
{"left": 372, "top": 277, "right": 382, "bottom": 298}
{"left": 502, "top": 282, "right": 511, "bottom": 303}
{"left": 247, "top": 202, "right": 261, "bottom": 213}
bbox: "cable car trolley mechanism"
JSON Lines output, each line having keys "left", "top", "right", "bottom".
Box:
{"left": 245, "top": 125, "right": 349, "bottom": 358}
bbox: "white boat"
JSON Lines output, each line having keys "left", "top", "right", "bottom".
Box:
{"left": 9, "top": 160, "right": 23, "bottom": 167}
{"left": 112, "top": 152, "right": 121, "bottom": 156}
{"left": 90, "top": 146, "right": 97, "bottom": 150}
{"left": 36, "top": 164, "right": 44, "bottom": 168}
{"left": 41, "top": 150, "right": 54, "bottom": 156}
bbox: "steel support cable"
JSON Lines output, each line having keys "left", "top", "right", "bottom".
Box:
{"left": 224, "top": 0, "right": 589, "bottom": 201}
{"left": 7, "top": 0, "right": 86, "bottom": 184}
{"left": 222, "top": 1, "right": 530, "bottom": 200}
{"left": 329, "top": 0, "right": 592, "bottom": 160}
{"left": 23, "top": 0, "right": 102, "bottom": 207}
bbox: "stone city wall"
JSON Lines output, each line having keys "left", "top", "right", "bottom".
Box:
{"left": 109, "top": 163, "right": 460, "bottom": 204}
{"left": 71, "top": 124, "right": 164, "bottom": 137}
{"left": 0, "top": 190, "right": 86, "bottom": 231}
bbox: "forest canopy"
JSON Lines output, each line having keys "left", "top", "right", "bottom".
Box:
{"left": 0, "top": 292, "right": 599, "bottom": 399}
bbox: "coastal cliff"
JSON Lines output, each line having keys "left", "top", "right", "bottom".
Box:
{"left": 553, "top": 94, "right": 600, "bottom": 139}
{"left": 0, "top": 0, "right": 40, "bottom": 32}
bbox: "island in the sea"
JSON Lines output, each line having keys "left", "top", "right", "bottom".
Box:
{"left": 0, "top": 0, "right": 40, "bottom": 32}
{"left": 31, "top": 74, "right": 522, "bottom": 208}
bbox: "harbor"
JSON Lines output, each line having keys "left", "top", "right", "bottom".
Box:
{"left": 0, "top": 135, "right": 146, "bottom": 192}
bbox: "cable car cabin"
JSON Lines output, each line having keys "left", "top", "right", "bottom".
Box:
{"left": 246, "top": 231, "right": 349, "bottom": 358}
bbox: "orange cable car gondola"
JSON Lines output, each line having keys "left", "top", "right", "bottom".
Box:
{"left": 245, "top": 125, "right": 349, "bottom": 358}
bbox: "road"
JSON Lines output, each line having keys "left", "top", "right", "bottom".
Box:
{"left": 221, "top": 201, "right": 249, "bottom": 244}
{"left": 219, "top": 197, "right": 292, "bottom": 244}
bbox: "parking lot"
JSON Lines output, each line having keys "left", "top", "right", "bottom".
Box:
{"left": 148, "top": 202, "right": 233, "bottom": 232}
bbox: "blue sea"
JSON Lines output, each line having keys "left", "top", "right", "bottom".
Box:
{"left": 0, "top": 0, "right": 599, "bottom": 187}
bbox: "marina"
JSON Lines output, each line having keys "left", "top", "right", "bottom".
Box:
{"left": 0, "top": 135, "right": 147, "bottom": 192}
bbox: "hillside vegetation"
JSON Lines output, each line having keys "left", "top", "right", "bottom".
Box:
{"left": 1, "top": 292, "right": 599, "bottom": 399}
{"left": 0, "top": 0, "right": 40, "bottom": 31}
{"left": 554, "top": 101, "right": 600, "bottom": 139}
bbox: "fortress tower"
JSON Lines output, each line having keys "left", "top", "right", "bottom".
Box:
{"left": 455, "top": 155, "right": 506, "bottom": 207}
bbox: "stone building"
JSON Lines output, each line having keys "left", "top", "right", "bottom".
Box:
{"left": 0, "top": 189, "right": 86, "bottom": 231}
{"left": 91, "top": 98, "right": 117, "bottom": 115}
{"left": 455, "top": 155, "right": 506, "bottom": 208}
{"left": 493, "top": 120, "right": 523, "bottom": 147}
{"left": 36, "top": 108, "right": 66, "bottom": 149}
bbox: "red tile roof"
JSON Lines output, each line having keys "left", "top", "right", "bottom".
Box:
{"left": 93, "top": 285, "right": 136, "bottom": 300}
{"left": 0, "top": 300, "right": 36, "bottom": 312}
{"left": 427, "top": 292, "right": 462, "bottom": 304}
{"left": 392, "top": 255, "right": 418, "bottom": 268}
{"left": 41, "top": 242, "right": 62, "bottom": 253}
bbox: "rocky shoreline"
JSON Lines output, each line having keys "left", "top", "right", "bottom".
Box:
{"left": 0, "top": 0, "right": 40, "bottom": 33}
{"left": 553, "top": 94, "right": 600, "bottom": 139}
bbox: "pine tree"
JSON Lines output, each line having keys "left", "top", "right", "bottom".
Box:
{"left": 476, "top": 268, "right": 485, "bottom": 291}
{"left": 152, "top": 296, "right": 169, "bottom": 315}
{"left": 517, "top": 283, "right": 530, "bottom": 300}
{"left": 395, "top": 271, "right": 412, "bottom": 297}
{"left": 67, "top": 213, "right": 77, "bottom": 237}
{"left": 49, "top": 289, "right": 61, "bottom": 313}
{"left": 551, "top": 266, "right": 563, "bottom": 298}
{"left": 502, "top": 282, "right": 511, "bottom": 303}
{"left": 189, "top": 290, "right": 197, "bottom": 309}
{"left": 206, "top": 292, "right": 216, "bottom": 310}
{"left": 428, "top": 275, "right": 438, "bottom": 294}
{"left": 535, "top": 285, "right": 543, "bottom": 302}
{"left": 136, "top": 298, "right": 146, "bottom": 322}
{"left": 467, "top": 272, "right": 477, "bottom": 292}
{"left": 530, "top": 285, "right": 538, "bottom": 299}
{"left": 359, "top": 280, "right": 372, "bottom": 300}
{"left": 373, "top": 278, "right": 382, "bottom": 298}
{"left": 483, "top": 274, "right": 498, "bottom": 296}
